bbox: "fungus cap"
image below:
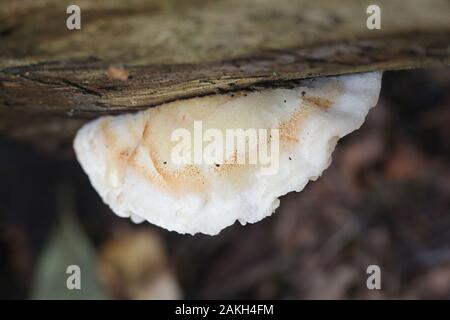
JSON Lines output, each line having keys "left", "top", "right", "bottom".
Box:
{"left": 74, "top": 72, "right": 382, "bottom": 235}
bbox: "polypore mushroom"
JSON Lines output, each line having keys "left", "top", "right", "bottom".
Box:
{"left": 74, "top": 72, "right": 382, "bottom": 235}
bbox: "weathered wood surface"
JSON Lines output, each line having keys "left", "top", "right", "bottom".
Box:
{"left": 0, "top": 0, "right": 449, "bottom": 151}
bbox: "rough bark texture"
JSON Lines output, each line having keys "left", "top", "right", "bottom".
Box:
{"left": 0, "top": 0, "right": 449, "bottom": 151}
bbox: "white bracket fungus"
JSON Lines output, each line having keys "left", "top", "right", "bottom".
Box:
{"left": 74, "top": 72, "right": 382, "bottom": 235}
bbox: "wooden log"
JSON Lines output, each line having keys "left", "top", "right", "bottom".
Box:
{"left": 0, "top": 0, "right": 449, "bottom": 151}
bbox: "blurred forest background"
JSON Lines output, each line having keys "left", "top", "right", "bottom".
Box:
{"left": 0, "top": 69, "right": 449, "bottom": 299}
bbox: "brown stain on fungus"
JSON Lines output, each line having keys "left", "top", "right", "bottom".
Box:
{"left": 278, "top": 106, "right": 310, "bottom": 147}
{"left": 302, "top": 96, "right": 332, "bottom": 110}
{"left": 213, "top": 150, "right": 239, "bottom": 173}
{"left": 100, "top": 119, "right": 114, "bottom": 150}
{"left": 98, "top": 90, "right": 338, "bottom": 196}
{"left": 278, "top": 93, "right": 336, "bottom": 148}
{"left": 127, "top": 120, "right": 207, "bottom": 195}
{"left": 213, "top": 149, "right": 254, "bottom": 188}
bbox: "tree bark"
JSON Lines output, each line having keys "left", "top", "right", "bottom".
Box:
{"left": 1, "top": 0, "right": 449, "bottom": 151}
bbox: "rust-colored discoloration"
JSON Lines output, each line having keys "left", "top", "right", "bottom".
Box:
{"left": 118, "top": 149, "right": 130, "bottom": 158}
{"left": 169, "top": 165, "right": 206, "bottom": 194}
{"left": 213, "top": 149, "right": 255, "bottom": 189}
{"left": 278, "top": 93, "right": 338, "bottom": 148}
{"left": 100, "top": 114, "right": 209, "bottom": 196}
{"left": 302, "top": 96, "right": 332, "bottom": 110}
{"left": 278, "top": 105, "right": 311, "bottom": 147}
{"left": 151, "top": 146, "right": 207, "bottom": 195}
{"left": 213, "top": 150, "right": 243, "bottom": 173}
{"left": 128, "top": 146, "right": 165, "bottom": 187}
{"left": 128, "top": 119, "right": 208, "bottom": 195}
{"left": 100, "top": 119, "right": 116, "bottom": 150}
